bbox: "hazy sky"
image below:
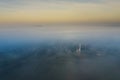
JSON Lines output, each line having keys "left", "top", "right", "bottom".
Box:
{"left": 0, "top": 0, "right": 120, "bottom": 24}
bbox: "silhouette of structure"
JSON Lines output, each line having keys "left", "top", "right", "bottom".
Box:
{"left": 76, "top": 44, "right": 82, "bottom": 56}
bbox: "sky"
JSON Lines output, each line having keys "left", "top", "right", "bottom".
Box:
{"left": 0, "top": 0, "right": 120, "bottom": 24}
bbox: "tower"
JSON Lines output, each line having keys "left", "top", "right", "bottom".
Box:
{"left": 76, "top": 43, "right": 81, "bottom": 56}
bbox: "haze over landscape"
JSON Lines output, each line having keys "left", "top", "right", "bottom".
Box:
{"left": 0, "top": 0, "right": 120, "bottom": 80}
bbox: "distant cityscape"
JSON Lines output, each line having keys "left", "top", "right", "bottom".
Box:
{"left": 0, "top": 41, "right": 120, "bottom": 80}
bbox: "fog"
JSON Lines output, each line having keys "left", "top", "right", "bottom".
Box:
{"left": 0, "top": 25, "right": 120, "bottom": 80}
